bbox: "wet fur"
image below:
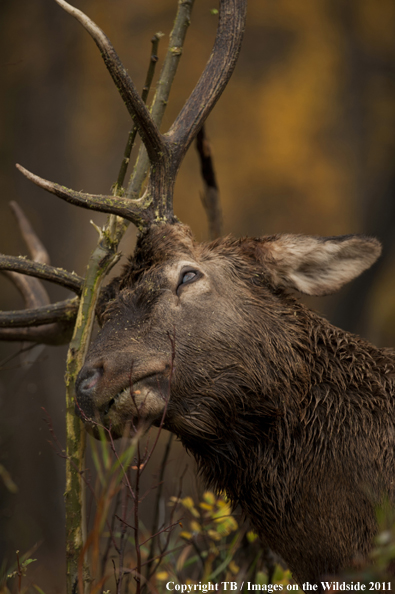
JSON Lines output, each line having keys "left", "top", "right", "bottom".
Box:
{"left": 84, "top": 224, "right": 395, "bottom": 585}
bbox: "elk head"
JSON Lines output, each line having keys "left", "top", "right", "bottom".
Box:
{"left": 75, "top": 225, "right": 381, "bottom": 440}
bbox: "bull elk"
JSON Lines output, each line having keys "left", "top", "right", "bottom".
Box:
{"left": 1, "top": 0, "right": 394, "bottom": 588}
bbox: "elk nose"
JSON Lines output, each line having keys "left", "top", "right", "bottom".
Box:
{"left": 75, "top": 366, "right": 103, "bottom": 421}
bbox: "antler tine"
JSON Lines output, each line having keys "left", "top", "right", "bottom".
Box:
{"left": 3, "top": 271, "right": 49, "bottom": 309}
{"left": 0, "top": 324, "right": 74, "bottom": 346}
{"left": 10, "top": 201, "right": 50, "bottom": 265}
{"left": 4, "top": 201, "right": 51, "bottom": 309}
{"left": 4, "top": 201, "right": 51, "bottom": 308}
{"left": 0, "top": 202, "right": 81, "bottom": 344}
{"left": 0, "top": 298, "right": 79, "bottom": 328}
{"left": 0, "top": 255, "right": 83, "bottom": 294}
{"left": 166, "top": 0, "right": 247, "bottom": 169}
{"left": 15, "top": 164, "right": 154, "bottom": 230}
{"left": 54, "top": 0, "right": 166, "bottom": 166}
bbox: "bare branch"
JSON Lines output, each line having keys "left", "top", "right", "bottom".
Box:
{"left": 144, "top": 432, "right": 174, "bottom": 587}
{"left": 0, "top": 255, "right": 83, "bottom": 294}
{"left": 196, "top": 126, "right": 222, "bottom": 239}
{"left": 54, "top": 0, "right": 166, "bottom": 165}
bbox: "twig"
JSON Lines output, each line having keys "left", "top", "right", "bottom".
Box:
{"left": 100, "top": 490, "right": 122, "bottom": 579}
{"left": 126, "top": 543, "right": 185, "bottom": 572}
{"left": 117, "top": 463, "right": 132, "bottom": 593}
{"left": 0, "top": 343, "right": 37, "bottom": 369}
{"left": 149, "top": 465, "right": 187, "bottom": 579}
{"left": 139, "top": 520, "right": 180, "bottom": 549}
{"left": 144, "top": 433, "right": 174, "bottom": 586}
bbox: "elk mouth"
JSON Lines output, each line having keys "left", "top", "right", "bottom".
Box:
{"left": 80, "top": 372, "right": 171, "bottom": 439}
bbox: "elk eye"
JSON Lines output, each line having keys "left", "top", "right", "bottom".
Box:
{"left": 182, "top": 271, "right": 197, "bottom": 284}
{"left": 177, "top": 269, "right": 200, "bottom": 295}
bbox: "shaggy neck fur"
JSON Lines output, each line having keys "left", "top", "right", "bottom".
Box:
{"left": 170, "top": 300, "right": 395, "bottom": 584}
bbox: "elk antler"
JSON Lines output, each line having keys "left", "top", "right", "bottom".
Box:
{"left": 0, "top": 202, "right": 82, "bottom": 344}
{"left": 1, "top": 0, "right": 246, "bottom": 344}
{"left": 16, "top": 0, "right": 247, "bottom": 229}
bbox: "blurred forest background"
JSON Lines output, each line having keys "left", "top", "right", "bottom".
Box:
{"left": 0, "top": 0, "right": 394, "bottom": 590}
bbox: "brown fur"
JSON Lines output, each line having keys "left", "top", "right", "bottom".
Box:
{"left": 76, "top": 223, "right": 395, "bottom": 585}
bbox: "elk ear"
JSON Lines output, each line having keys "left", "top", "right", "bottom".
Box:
{"left": 249, "top": 234, "right": 382, "bottom": 296}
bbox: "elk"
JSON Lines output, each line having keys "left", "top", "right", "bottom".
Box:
{"left": 1, "top": 0, "right": 394, "bottom": 589}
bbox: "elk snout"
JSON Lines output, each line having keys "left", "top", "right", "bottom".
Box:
{"left": 75, "top": 365, "right": 104, "bottom": 421}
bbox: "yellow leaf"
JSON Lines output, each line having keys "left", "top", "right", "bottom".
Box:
{"left": 213, "top": 502, "right": 233, "bottom": 520}
{"left": 216, "top": 524, "right": 231, "bottom": 536}
{"left": 180, "top": 531, "right": 192, "bottom": 540}
{"left": 181, "top": 497, "right": 200, "bottom": 517}
{"left": 207, "top": 529, "right": 222, "bottom": 541}
{"left": 190, "top": 521, "right": 201, "bottom": 533}
{"left": 181, "top": 497, "right": 195, "bottom": 509}
{"left": 229, "top": 561, "right": 240, "bottom": 574}
{"left": 224, "top": 516, "right": 238, "bottom": 531}
{"left": 156, "top": 572, "right": 169, "bottom": 581}
{"left": 199, "top": 502, "right": 214, "bottom": 510}
{"left": 203, "top": 491, "right": 216, "bottom": 505}
{"left": 246, "top": 530, "right": 258, "bottom": 543}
